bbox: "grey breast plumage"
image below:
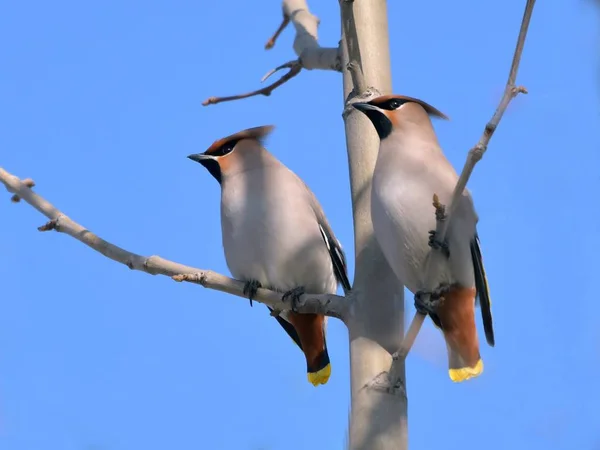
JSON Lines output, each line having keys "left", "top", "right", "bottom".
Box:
{"left": 220, "top": 161, "right": 349, "bottom": 295}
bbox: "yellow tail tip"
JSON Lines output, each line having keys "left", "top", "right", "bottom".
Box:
{"left": 448, "top": 359, "right": 484, "bottom": 383}
{"left": 307, "top": 363, "right": 331, "bottom": 386}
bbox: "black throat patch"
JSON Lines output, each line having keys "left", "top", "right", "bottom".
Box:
{"left": 199, "top": 159, "right": 222, "bottom": 184}
{"left": 365, "top": 109, "right": 392, "bottom": 140}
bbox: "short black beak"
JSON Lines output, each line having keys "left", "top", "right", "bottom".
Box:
{"left": 187, "top": 153, "right": 212, "bottom": 163}
{"left": 187, "top": 153, "right": 222, "bottom": 184}
{"left": 352, "top": 102, "right": 392, "bottom": 140}
{"left": 352, "top": 102, "right": 380, "bottom": 114}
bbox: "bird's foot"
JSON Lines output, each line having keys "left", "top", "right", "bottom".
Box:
{"left": 282, "top": 286, "right": 306, "bottom": 312}
{"left": 414, "top": 291, "right": 437, "bottom": 315}
{"left": 428, "top": 230, "right": 450, "bottom": 258}
{"left": 414, "top": 283, "right": 450, "bottom": 314}
{"left": 243, "top": 280, "right": 262, "bottom": 307}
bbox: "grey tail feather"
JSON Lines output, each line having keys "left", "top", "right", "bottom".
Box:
{"left": 470, "top": 233, "right": 495, "bottom": 347}
{"left": 318, "top": 224, "right": 352, "bottom": 294}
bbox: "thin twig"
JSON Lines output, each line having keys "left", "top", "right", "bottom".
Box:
{"left": 0, "top": 167, "right": 349, "bottom": 320}
{"left": 202, "top": 60, "right": 302, "bottom": 106}
{"left": 346, "top": 61, "right": 366, "bottom": 95}
{"left": 38, "top": 219, "right": 58, "bottom": 231}
{"left": 265, "top": 12, "right": 290, "bottom": 50}
{"left": 340, "top": 0, "right": 366, "bottom": 96}
{"left": 393, "top": 0, "right": 536, "bottom": 363}
{"left": 261, "top": 60, "right": 299, "bottom": 82}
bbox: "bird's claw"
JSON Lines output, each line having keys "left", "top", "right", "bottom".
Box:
{"left": 243, "top": 280, "right": 262, "bottom": 307}
{"left": 282, "top": 286, "right": 306, "bottom": 312}
{"left": 414, "top": 284, "right": 449, "bottom": 315}
{"left": 428, "top": 230, "right": 450, "bottom": 258}
{"left": 414, "top": 291, "right": 438, "bottom": 315}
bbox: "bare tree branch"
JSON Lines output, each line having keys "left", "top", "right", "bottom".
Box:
{"left": 391, "top": 0, "right": 536, "bottom": 375}
{"left": 260, "top": 60, "right": 297, "bottom": 83}
{"left": 0, "top": 167, "right": 349, "bottom": 320}
{"left": 283, "top": 0, "right": 340, "bottom": 70}
{"left": 202, "top": 0, "right": 341, "bottom": 107}
{"left": 10, "top": 177, "right": 35, "bottom": 202}
{"left": 202, "top": 60, "right": 303, "bottom": 106}
{"left": 264, "top": 10, "right": 290, "bottom": 50}
{"left": 346, "top": 61, "right": 367, "bottom": 96}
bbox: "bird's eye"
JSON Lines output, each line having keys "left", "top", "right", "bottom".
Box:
{"left": 389, "top": 99, "right": 401, "bottom": 109}
{"left": 214, "top": 140, "right": 238, "bottom": 157}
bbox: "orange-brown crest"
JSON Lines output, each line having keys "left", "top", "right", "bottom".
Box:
{"left": 369, "top": 94, "right": 450, "bottom": 121}
{"left": 204, "top": 125, "right": 275, "bottom": 156}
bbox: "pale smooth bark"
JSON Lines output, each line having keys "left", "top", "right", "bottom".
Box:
{"left": 339, "top": 2, "right": 408, "bottom": 449}
{"left": 283, "top": 0, "right": 341, "bottom": 70}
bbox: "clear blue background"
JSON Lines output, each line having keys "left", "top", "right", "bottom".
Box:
{"left": 1, "top": 0, "right": 599, "bottom": 449}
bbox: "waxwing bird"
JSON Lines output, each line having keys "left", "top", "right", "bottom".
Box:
{"left": 352, "top": 95, "right": 495, "bottom": 383}
{"left": 187, "top": 125, "right": 352, "bottom": 386}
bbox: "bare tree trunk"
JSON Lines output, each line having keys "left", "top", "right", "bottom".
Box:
{"left": 340, "top": 2, "right": 408, "bottom": 450}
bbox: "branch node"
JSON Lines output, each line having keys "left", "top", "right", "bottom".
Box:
{"left": 432, "top": 194, "right": 446, "bottom": 221}
{"left": 342, "top": 87, "right": 382, "bottom": 119}
{"left": 470, "top": 144, "right": 486, "bottom": 163}
{"left": 172, "top": 272, "right": 208, "bottom": 286}
{"left": 362, "top": 371, "right": 406, "bottom": 397}
{"left": 513, "top": 85, "right": 528, "bottom": 95}
{"left": 202, "top": 97, "right": 218, "bottom": 106}
{"left": 10, "top": 178, "right": 35, "bottom": 202}
{"left": 484, "top": 122, "right": 497, "bottom": 138}
{"left": 37, "top": 219, "right": 58, "bottom": 232}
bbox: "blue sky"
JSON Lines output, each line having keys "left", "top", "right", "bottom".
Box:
{"left": 1, "top": 0, "right": 599, "bottom": 449}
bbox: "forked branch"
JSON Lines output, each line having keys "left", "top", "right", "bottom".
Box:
{"left": 202, "top": 0, "right": 341, "bottom": 107}
{"left": 202, "top": 60, "right": 303, "bottom": 106}
{"left": 0, "top": 168, "right": 349, "bottom": 320}
{"left": 391, "top": 0, "right": 536, "bottom": 371}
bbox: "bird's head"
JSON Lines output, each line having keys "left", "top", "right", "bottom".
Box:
{"left": 352, "top": 94, "right": 449, "bottom": 140}
{"left": 188, "top": 125, "right": 275, "bottom": 184}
